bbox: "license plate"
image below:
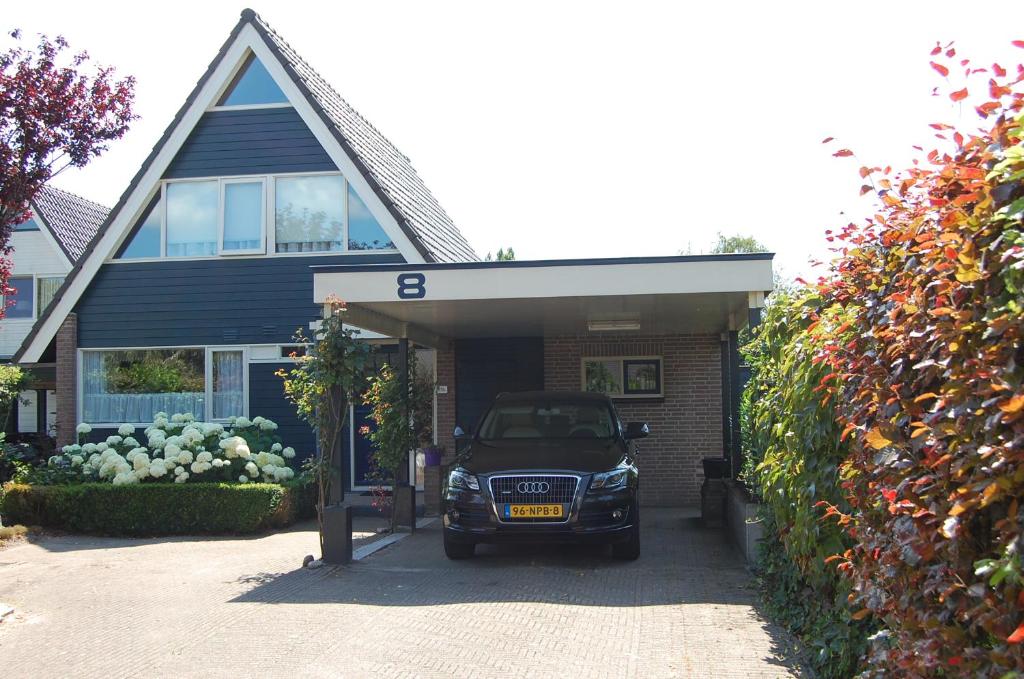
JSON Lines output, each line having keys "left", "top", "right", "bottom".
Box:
{"left": 504, "top": 504, "right": 564, "bottom": 519}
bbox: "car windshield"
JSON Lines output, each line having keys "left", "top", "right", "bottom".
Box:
{"left": 477, "top": 400, "right": 617, "bottom": 440}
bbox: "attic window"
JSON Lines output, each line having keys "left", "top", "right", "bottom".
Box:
{"left": 217, "top": 53, "right": 288, "bottom": 107}
{"left": 14, "top": 215, "right": 41, "bottom": 232}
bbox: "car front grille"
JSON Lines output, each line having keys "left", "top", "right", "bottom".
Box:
{"left": 488, "top": 475, "right": 579, "bottom": 505}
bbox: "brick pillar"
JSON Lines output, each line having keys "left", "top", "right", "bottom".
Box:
{"left": 55, "top": 312, "right": 78, "bottom": 448}
{"left": 435, "top": 345, "right": 457, "bottom": 464}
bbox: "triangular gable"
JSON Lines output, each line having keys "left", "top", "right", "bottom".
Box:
{"left": 16, "top": 9, "right": 437, "bottom": 362}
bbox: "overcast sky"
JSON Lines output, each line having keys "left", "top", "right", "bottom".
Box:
{"left": 5, "top": 1, "right": 1022, "bottom": 280}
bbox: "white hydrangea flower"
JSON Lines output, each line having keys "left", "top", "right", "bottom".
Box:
{"left": 271, "top": 443, "right": 282, "bottom": 453}
{"left": 153, "top": 416, "right": 169, "bottom": 429}
{"left": 106, "top": 435, "right": 123, "bottom": 446}
{"left": 117, "top": 423, "right": 136, "bottom": 436}
{"left": 196, "top": 451, "right": 213, "bottom": 463}
{"left": 163, "top": 443, "right": 182, "bottom": 458}
{"left": 132, "top": 454, "right": 150, "bottom": 471}
{"left": 252, "top": 416, "right": 265, "bottom": 426}
{"left": 96, "top": 442, "right": 109, "bottom": 453}
{"left": 113, "top": 471, "right": 137, "bottom": 485}
{"left": 190, "top": 461, "right": 212, "bottom": 474}
{"left": 283, "top": 447, "right": 295, "bottom": 459}
{"left": 233, "top": 417, "right": 252, "bottom": 428}
{"left": 177, "top": 451, "right": 194, "bottom": 465}
{"left": 174, "top": 472, "right": 188, "bottom": 483}
{"left": 238, "top": 475, "right": 249, "bottom": 483}
{"left": 174, "top": 466, "right": 185, "bottom": 475}
{"left": 76, "top": 423, "right": 92, "bottom": 434}
{"left": 171, "top": 413, "right": 185, "bottom": 423}
{"left": 273, "top": 467, "right": 294, "bottom": 482}
{"left": 244, "top": 461, "right": 259, "bottom": 476}
{"left": 236, "top": 444, "right": 251, "bottom": 459}
{"left": 123, "top": 437, "right": 140, "bottom": 448}
{"left": 212, "top": 459, "right": 225, "bottom": 468}
{"left": 71, "top": 455, "right": 84, "bottom": 467}
{"left": 82, "top": 443, "right": 98, "bottom": 454}
{"left": 132, "top": 467, "right": 150, "bottom": 481}
{"left": 259, "top": 419, "right": 278, "bottom": 431}
{"left": 149, "top": 460, "right": 168, "bottom": 478}
{"left": 183, "top": 413, "right": 195, "bottom": 422}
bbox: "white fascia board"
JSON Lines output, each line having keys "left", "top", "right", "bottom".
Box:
{"left": 19, "top": 24, "right": 423, "bottom": 363}
{"left": 313, "top": 258, "right": 775, "bottom": 304}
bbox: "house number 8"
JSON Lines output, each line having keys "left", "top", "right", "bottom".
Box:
{"left": 397, "top": 273, "right": 426, "bottom": 299}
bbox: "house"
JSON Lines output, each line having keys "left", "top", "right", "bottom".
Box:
{"left": 2, "top": 186, "right": 108, "bottom": 437}
{"left": 14, "top": 9, "right": 772, "bottom": 505}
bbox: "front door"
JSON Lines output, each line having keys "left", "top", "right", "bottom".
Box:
{"left": 344, "top": 404, "right": 379, "bottom": 488}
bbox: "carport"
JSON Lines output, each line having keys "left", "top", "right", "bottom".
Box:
{"left": 312, "top": 254, "right": 773, "bottom": 507}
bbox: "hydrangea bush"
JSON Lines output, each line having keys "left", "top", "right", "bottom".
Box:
{"left": 45, "top": 413, "right": 298, "bottom": 486}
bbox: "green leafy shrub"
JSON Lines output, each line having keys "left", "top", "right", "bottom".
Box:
{"left": 742, "top": 291, "right": 874, "bottom": 677}
{"left": 0, "top": 480, "right": 314, "bottom": 535}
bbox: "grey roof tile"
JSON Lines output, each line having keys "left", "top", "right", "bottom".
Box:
{"left": 32, "top": 185, "right": 109, "bottom": 262}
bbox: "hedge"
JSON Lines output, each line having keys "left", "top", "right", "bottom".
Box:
{"left": 0, "top": 481, "right": 316, "bottom": 536}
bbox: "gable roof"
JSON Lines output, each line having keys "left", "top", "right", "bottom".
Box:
{"left": 31, "top": 185, "right": 109, "bottom": 262}
{"left": 14, "top": 8, "right": 478, "bottom": 363}
{"left": 248, "top": 11, "right": 477, "bottom": 263}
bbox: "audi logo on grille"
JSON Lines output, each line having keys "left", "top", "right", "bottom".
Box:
{"left": 517, "top": 481, "right": 550, "bottom": 494}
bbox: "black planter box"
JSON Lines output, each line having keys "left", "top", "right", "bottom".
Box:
{"left": 702, "top": 457, "right": 731, "bottom": 480}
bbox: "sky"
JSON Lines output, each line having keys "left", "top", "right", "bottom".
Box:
{"left": 4, "top": 1, "right": 1023, "bottom": 281}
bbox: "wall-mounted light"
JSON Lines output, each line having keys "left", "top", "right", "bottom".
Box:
{"left": 587, "top": 319, "right": 641, "bottom": 332}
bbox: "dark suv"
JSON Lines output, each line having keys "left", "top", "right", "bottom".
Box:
{"left": 442, "top": 391, "right": 646, "bottom": 560}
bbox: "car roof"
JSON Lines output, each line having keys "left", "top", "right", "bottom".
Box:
{"left": 494, "top": 391, "right": 613, "bottom": 404}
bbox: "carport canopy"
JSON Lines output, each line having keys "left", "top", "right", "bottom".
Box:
{"left": 311, "top": 254, "right": 774, "bottom": 348}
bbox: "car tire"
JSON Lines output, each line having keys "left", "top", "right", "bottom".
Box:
{"left": 612, "top": 504, "right": 640, "bottom": 560}
{"left": 443, "top": 529, "right": 475, "bottom": 559}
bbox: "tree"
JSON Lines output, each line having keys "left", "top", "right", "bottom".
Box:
{"left": 484, "top": 247, "right": 516, "bottom": 261}
{"left": 709, "top": 232, "right": 768, "bottom": 254}
{"left": 277, "top": 297, "right": 371, "bottom": 556}
{"left": 0, "top": 30, "right": 136, "bottom": 306}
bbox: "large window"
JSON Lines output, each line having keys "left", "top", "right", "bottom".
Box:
{"left": 81, "top": 348, "right": 244, "bottom": 424}
{"left": 582, "top": 357, "right": 662, "bottom": 398}
{"left": 5, "top": 276, "right": 33, "bottom": 318}
{"left": 275, "top": 175, "right": 345, "bottom": 253}
{"left": 114, "top": 173, "right": 396, "bottom": 261}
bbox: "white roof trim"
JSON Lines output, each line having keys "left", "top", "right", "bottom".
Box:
{"left": 26, "top": 204, "right": 74, "bottom": 268}
{"left": 18, "top": 23, "right": 424, "bottom": 363}
{"left": 313, "top": 258, "right": 775, "bottom": 305}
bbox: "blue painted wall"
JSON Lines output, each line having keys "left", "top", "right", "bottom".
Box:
{"left": 163, "top": 108, "right": 336, "bottom": 179}
{"left": 455, "top": 338, "right": 544, "bottom": 432}
{"left": 74, "top": 253, "right": 404, "bottom": 347}
{"left": 248, "top": 362, "right": 316, "bottom": 459}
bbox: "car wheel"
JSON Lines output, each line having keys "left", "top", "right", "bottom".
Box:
{"left": 612, "top": 504, "right": 640, "bottom": 560}
{"left": 443, "top": 529, "right": 475, "bottom": 559}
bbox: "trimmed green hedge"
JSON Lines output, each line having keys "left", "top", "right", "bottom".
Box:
{"left": 0, "top": 481, "right": 316, "bottom": 536}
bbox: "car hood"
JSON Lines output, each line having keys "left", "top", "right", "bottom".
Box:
{"left": 459, "top": 438, "right": 625, "bottom": 475}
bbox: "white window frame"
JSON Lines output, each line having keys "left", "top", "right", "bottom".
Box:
{"left": 219, "top": 177, "right": 267, "bottom": 255}
{"left": 209, "top": 48, "right": 293, "bottom": 112}
{"left": 111, "top": 171, "right": 399, "bottom": 263}
{"left": 580, "top": 355, "right": 664, "bottom": 399}
{"left": 77, "top": 345, "right": 250, "bottom": 427}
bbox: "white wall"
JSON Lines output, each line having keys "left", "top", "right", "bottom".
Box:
{"left": 0, "top": 229, "right": 71, "bottom": 357}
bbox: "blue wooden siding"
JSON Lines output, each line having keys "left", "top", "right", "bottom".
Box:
{"left": 455, "top": 338, "right": 544, "bottom": 433}
{"left": 163, "top": 108, "right": 336, "bottom": 179}
{"left": 74, "top": 253, "right": 404, "bottom": 347}
{"left": 248, "top": 362, "right": 316, "bottom": 459}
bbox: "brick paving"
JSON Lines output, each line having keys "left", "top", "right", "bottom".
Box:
{"left": 0, "top": 509, "right": 802, "bottom": 678}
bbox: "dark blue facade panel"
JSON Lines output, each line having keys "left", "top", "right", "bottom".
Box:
{"left": 454, "top": 337, "right": 544, "bottom": 433}
{"left": 74, "top": 253, "right": 404, "bottom": 347}
{"left": 163, "top": 108, "right": 336, "bottom": 179}
{"left": 248, "top": 362, "right": 316, "bottom": 460}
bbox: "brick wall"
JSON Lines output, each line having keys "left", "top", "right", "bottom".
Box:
{"left": 435, "top": 345, "right": 457, "bottom": 464}
{"left": 544, "top": 334, "right": 723, "bottom": 507}
{"left": 55, "top": 313, "right": 78, "bottom": 448}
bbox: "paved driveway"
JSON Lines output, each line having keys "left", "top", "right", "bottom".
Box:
{"left": 0, "top": 509, "right": 801, "bottom": 678}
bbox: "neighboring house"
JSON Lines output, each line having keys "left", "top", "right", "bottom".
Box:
{"left": 14, "top": 9, "right": 773, "bottom": 505}
{"left": 2, "top": 186, "right": 107, "bottom": 437}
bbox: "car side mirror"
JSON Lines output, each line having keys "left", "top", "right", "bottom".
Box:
{"left": 624, "top": 422, "right": 649, "bottom": 440}
{"left": 454, "top": 425, "right": 469, "bottom": 439}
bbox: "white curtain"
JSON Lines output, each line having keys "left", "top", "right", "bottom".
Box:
{"left": 211, "top": 351, "right": 243, "bottom": 419}
{"left": 81, "top": 351, "right": 205, "bottom": 424}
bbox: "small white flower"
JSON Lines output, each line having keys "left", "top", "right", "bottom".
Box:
{"left": 82, "top": 443, "right": 98, "bottom": 454}
{"left": 132, "top": 454, "right": 150, "bottom": 471}
{"left": 117, "top": 423, "right": 136, "bottom": 436}
{"left": 244, "top": 461, "right": 259, "bottom": 476}
{"left": 238, "top": 475, "right": 249, "bottom": 483}
{"left": 233, "top": 417, "right": 252, "bottom": 428}
{"left": 106, "top": 435, "right": 123, "bottom": 446}
{"left": 113, "top": 471, "right": 137, "bottom": 485}
{"left": 164, "top": 443, "right": 182, "bottom": 458}
{"left": 174, "top": 466, "right": 185, "bottom": 475}
{"left": 271, "top": 443, "right": 282, "bottom": 453}
{"left": 71, "top": 455, "right": 84, "bottom": 466}
{"left": 174, "top": 472, "right": 189, "bottom": 483}
{"left": 196, "top": 451, "right": 213, "bottom": 463}
{"left": 283, "top": 447, "right": 295, "bottom": 459}
{"left": 259, "top": 419, "right": 277, "bottom": 431}
{"left": 96, "top": 442, "right": 109, "bottom": 452}
{"left": 171, "top": 413, "right": 185, "bottom": 423}
{"left": 253, "top": 416, "right": 265, "bottom": 425}
{"left": 177, "top": 451, "right": 194, "bottom": 465}
{"left": 76, "top": 423, "right": 92, "bottom": 434}
{"left": 149, "top": 460, "right": 168, "bottom": 478}
{"left": 123, "top": 437, "right": 140, "bottom": 448}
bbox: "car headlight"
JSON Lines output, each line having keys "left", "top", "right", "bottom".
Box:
{"left": 449, "top": 468, "right": 480, "bottom": 491}
{"left": 590, "top": 468, "right": 628, "bottom": 492}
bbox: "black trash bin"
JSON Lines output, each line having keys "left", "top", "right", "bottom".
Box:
{"left": 702, "top": 456, "right": 730, "bottom": 479}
